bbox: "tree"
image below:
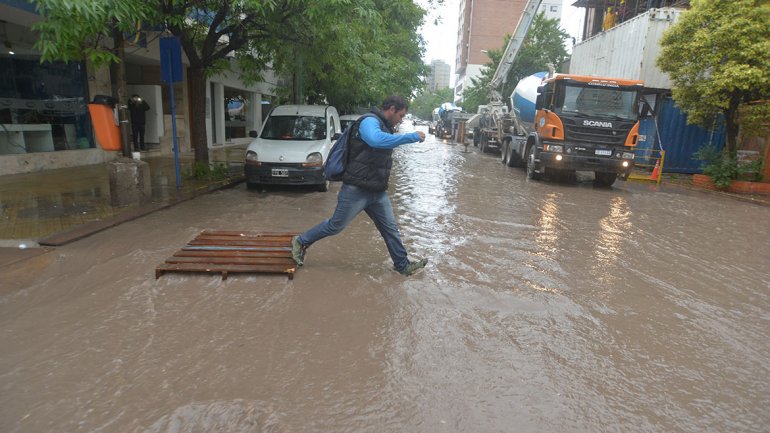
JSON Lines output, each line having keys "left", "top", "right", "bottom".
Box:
{"left": 33, "top": 0, "right": 428, "bottom": 165}
{"left": 657, "top": 0, "right": 770, "bottom": 158}
{"left": 460, "top": 13, "right": 569, "bottom": 114}
{"left": 410, "top": 87, "right": 455, "bottom": 120}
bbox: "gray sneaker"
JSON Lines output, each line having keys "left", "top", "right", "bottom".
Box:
{"left": 291, "top": 236, "right": 307, "bottom": 266}
{"left": 399, "top": 258, "right": 428, "bottom": 276}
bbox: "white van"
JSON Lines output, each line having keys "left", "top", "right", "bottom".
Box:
{"left": 339, "top": 114, "right": 362, "bottom": 132}
{"left": 244, "top": 105, "right": 341, "bottom": 191}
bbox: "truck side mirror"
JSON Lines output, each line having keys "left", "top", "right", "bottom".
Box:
{"left": 248, "top": 130, "right": 258, "bottom": 138}
{"left": 640, "top": 101, "right": 654, "bottom": 117}
{"left": 535, "top": 94, "right": 544, "bottom": 110}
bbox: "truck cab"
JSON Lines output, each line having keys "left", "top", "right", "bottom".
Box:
{"left": 525, "top": 74, "right": 643, "bottom": 186}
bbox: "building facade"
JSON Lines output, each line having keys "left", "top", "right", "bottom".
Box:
{"left": 0, "top": 1, "right": 282, "bottom": 175}
{"left": 454, "top": 0, "right": 561, "bottom": 104}
{"left": 428, "top": 59, "right": 451, "bottom": 92}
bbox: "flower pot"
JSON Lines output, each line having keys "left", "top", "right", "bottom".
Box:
{"left": 692, "top": 174, "right": 770, "bottom": 195}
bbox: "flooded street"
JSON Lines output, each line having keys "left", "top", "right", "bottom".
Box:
{"left": 1, "top": 129, "right": 768, "bottom": 433}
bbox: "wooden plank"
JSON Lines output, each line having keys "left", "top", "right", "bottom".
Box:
{"left": 195, "top": 233, "right": 292, "bottom": 241}
{"left": 200, "top": 230, "right": 296, "bottom": 237}
{"left": 165, "top": 256, "right": 295, "bottom": 266}
{"left": 187, "top": 239, "right": 290, "bottom": 247}
{"left": 156, "top": 263, "right": 295, "bottom": 276}
{"left": 156, "top": 231, "right": 298, "bottom": 280}
{"left": 173, "top": 250, "right": 290, "bottom": 258}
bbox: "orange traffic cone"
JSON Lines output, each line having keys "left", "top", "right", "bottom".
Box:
{"left": 649, "top": 159, "right": 660, "bottom": 180}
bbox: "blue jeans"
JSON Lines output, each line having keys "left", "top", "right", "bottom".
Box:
{"left": 298, "top": 183, "right": 409, "bottom": 272}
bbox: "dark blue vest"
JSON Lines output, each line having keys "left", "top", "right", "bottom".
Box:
{"left": 341, "top": 109, "right": 395, "bottom": 192}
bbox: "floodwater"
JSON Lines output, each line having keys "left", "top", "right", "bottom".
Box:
{"left": 1, "top": 129, "right": 768, "bottom": 433}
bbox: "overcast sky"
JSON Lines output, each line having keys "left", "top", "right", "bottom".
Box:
{"left": 419, "top": 0, "right": 584, "bottom": 86}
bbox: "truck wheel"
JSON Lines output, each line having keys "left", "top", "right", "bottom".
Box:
{"left": 505, "top": 140, "right": 517, "bottom": 167}
{"left": 526, "top": 145, "right": 542, "bottom": 180}
{"left": 501, "top": 141, "right": 509, "bottom": 165}
{"left": 594, "top": 171, "right": 617, "bottom": 187}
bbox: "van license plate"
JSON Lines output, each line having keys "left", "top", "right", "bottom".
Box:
{"left": 595, "top": 149, "right": 612, "bottom": 156}
{"left": 271, "top": 169, "right": 289, "bottom": 177}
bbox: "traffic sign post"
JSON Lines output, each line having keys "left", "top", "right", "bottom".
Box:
{"left": 160, "top": 36, "right": 183, "bottom": 189}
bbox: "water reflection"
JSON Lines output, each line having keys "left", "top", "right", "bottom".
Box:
{"left": 535, "top": 192, "right": 562, "bottom": 257}
{"left": 591, "top": 195, "right": 632, "bottom": 286}
{"left": 391, "top": 133, "right": 462, "bottom": 256}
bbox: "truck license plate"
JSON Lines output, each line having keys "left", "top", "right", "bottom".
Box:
{"left": 271, "top": 168, "right": 289, "bottom": 177}
{"left": 595, "top": 149, "right": 612, "bottom": 156}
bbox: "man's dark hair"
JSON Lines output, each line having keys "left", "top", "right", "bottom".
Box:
{"left": 381, "top": 95, "right": 409, "bottom": 112}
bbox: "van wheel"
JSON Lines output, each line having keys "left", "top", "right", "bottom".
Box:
{"left": 246, "top": 182, "right": 261, "bottom": 190}
{"left": 317, "top": 180, "right": 329, "bottom": 192}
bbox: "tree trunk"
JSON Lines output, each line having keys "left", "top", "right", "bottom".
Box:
{"left": 188, "top": 68, "right": 209, "bottom": 165}
{"left": 724, "top": 94, "right": 740, "bottom": 159}
{"left": 110, "top": 22, "right": 131, "bottom": 158}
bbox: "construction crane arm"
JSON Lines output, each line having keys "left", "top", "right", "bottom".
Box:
{"left": 488, "top": 0, "right": 543, "bottom": 100}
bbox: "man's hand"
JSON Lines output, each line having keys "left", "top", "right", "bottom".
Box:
{"left": 416, "top": 131, "right": 426, "bottom": 142}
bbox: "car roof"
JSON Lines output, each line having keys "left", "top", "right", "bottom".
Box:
{"left": 340, "top": 114, "right": 363, "bottom": 120}
{"left": 271, "top": 105, "right": 333, "bottom": 117}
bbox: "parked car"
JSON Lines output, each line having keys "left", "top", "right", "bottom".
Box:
{"left": 244, "top": 105, "right": 341, "bottom": 191}
{"left": 339, "top": 114, "right": 362, "bottom": 132}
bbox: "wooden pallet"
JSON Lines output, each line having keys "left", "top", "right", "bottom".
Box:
{"left": 156, "top": 230, "right": 298, "bottom": 280}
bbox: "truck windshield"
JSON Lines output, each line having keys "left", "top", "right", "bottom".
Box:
{"left": 556, "top": 84, "right": 638, "bottom": 121}
{"left": 261, "top": 115, "right": 326, "bottom": 140}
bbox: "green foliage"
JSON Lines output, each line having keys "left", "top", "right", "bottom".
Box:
{"left": 739, "top": 102, "right": 770, "bottom": 139}
{"left": 461, "top": 13, "right": 569, "bottom": 113}
{"left": 693, "top": 145, "right": 738, "bottom": 188}
{"left": 184, "top": 162, "right": 231, "bottom": 181}
{"left": 33, "top": 0, "right": 156, "bottom": 68}
{"left": 657, "top": 0, "right": 770, "bottom": 156}
{"left": 410, "top": 87, "right": 455, "bottom": 120}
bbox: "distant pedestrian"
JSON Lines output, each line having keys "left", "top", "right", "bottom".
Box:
{"left": 128, "top": 94, "right": 150, "bottom": 151}
{"left": 291, "top": 95, "right": 429, "bottom": 276}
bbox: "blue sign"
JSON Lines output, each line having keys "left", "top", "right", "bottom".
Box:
{"left": 160, "top": 36, "right": 182, "bottom": 84}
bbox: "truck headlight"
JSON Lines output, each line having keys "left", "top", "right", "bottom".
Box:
{"left": 245, "top": 150, "right": 259, "bottom": 163}
{"left": 305, "top": 152, "right": 323, "bottom": 166}
{"left": 545, "top": 144, "right": 563, "bottom": 153}
{"left": 622, "top": 161, "right": 630, "bottom": 168}
{"left": 622, "top": 152, "right": 635, "bottom": 159}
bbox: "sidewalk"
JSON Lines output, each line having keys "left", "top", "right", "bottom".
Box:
{"left": 0, "top": 146, "right": 247, "bottom": 246}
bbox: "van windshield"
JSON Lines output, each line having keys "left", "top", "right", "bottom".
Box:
{"left": 261, "top": 115, "right": 327, "bottom": 140}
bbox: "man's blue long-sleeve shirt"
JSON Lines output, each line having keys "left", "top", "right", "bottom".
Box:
{"left": 359, "top": 117, "right": 421, "bottom": 149}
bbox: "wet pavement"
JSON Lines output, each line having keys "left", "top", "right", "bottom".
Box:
{"left": 1, "top": 129, "right": 769, "bottom": 432}
{"left": 0, "top": 146, "right": 247, "bottom": 244}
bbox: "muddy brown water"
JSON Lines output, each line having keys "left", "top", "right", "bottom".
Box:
{"left": 1, "top": 131, "right": 768, "bottom": 432}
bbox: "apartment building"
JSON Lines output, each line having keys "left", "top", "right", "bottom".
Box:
{"left": 454, "top": 0, "right": 561, "bottom": 104}
{"left": 428, "top": 59, "right": 452, "bottom": 92}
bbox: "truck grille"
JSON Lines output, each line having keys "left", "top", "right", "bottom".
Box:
{"left": 562, "top": 118, "right": 632, "bottom": 147}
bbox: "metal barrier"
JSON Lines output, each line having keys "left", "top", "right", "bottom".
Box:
{"left": 628, "top": 149, "right": 665, "bottom": 184}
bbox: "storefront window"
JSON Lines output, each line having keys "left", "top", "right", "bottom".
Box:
{"left": 0, "top": 56, "right": 93, "bottom": 154}
{"left": 224, "top": 87, "right": 248, "bottom": 140}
